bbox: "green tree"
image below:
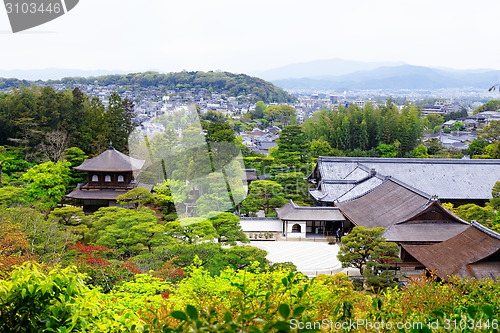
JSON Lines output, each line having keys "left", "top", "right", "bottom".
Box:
{"left": 222, "top": 246, "right": 268, "bottom": 270}
{"left": 48, "top": 206, "right": 88, "bottom": 242}
{"left": 0, "top": 263, "right": 91, "bottom": 332}
{"left": 164, "top": 218, "right": 218, "bottom": 244}
{"left": 479, "top": 121, "right": 500, "bottom": 143}
{"left": 489, "top": 181, "right": 500, "bottom": 210}
{"left": 105, "top": 92, "right": 135, "bottom": 153}
{"left": 270, "top": 171, "right": 307, "bottom": 199}
{"left": 117, "top": 187, "right": 155, "bottom": 210}
{"left": 48, "top": 206, "right": 85, "bottom": 226}
{"left": 0, "top": 186, "right": 26, "bottom": 207}
{"left": 253, "top": 101, "right": 267, "bottom": 119}
{"left": 87, "top": 207, "right": 166, "bottom": 256}
{"left": 377, "top": 144, "right": 397, "bottom": 158}
{"left": 63, "top": 147, "right": 88, "bottom": 189}
{"left": 209, "top": 212, "right": 248, "bottom": 245}
{"left": 473, "top": 100, "right": 500, "bottom": 114}
{"left": 309, "top": 139, "right": 333, "bottom": 158}
{"left": 273, "top": 125, "right": 309, "bottom": 167}
{"left": 20, "top": 161, "right": 71, "bottom": 209}
{"left": 0, "top": 147, "right": 33, "bottom": 180}
{"left": 411, "top": 145, "right": 429, "bottom": 158}
{"left": 363, "top": 239, "right": 400, "bottom": 292}
{"left": 263, "top": 105, "right": 296, "bottom": 126}
{"left": 443, "top": 108, "right": 468, "bottom": 122}
{"left": 242, "top": 180, "right": 286, "bottom": 215}
{"left": 426, "top": 114, "right": 444, "bottom": 130}
{"left": 424, "top": 138, "right": 444, "bottom": 155}
{"left": 201, "top": 110, "right": 226, "bottom": 123}
{"left": 453, "top": 121, "right": 464, "bottom": 132}
{"left": 450, "top": 203, "right": 495, "bottom": 228}
{"left": 468, "top": 139, "right": 489, "bottom": 156}
{"left": 397, "top": 103, "right": 424, "bottom": 155}
{"left": 485, "top": 142, "right": 500, "bottom": 159}
{"left": 1, "top": 206, "right": 77, "bottom": 263}
{"left": 337, "top": 226, "right": 397, "bottom": 275}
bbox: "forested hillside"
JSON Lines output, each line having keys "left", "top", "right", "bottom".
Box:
{"left": 48, "top": 71, "right": 297, "bottom": 103}
{"left": 0, "top": 86, "right": 134, "bottom": 156}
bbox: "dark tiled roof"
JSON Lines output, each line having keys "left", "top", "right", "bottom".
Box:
{"left": 276, "top": 200, "right": 345, "bottom": 221}
{"left": 384, "top": 223, "right": 469, "bottom": 243}
{"left": 66, "top": 183, "right": 153, "bottom": 200}
{"left": 310, "top": 156, "right": 500, "bottom": 201}
{"left": 66, "top": 188, "right": 128, "bottom": 200}
{"left": 335, "top": 179, "right": 431, "bottom": 229}
{"left": 402, "top": 222, "right": 500, "bottom": 281}
{"left": 74, "top": 147, "right": 145, "bottom": 172}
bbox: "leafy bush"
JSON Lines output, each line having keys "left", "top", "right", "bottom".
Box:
{"left": 69, "top": 242, "right": 140, "bottom": 293}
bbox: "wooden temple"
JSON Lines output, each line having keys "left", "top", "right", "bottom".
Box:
{"left": 66, "top": 146, "right": 151, "bottom": 213}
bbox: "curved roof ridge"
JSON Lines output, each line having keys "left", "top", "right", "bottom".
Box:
{"left": 74, "top": 147, "right": 145, "bottom": 172}
{"left": 472, "top": 221, "right": 500, "bottom": 240}
{"left": 384, "top": 176, "right": 433, "bottom": 199}
{"left": 318, "top": 156, "right": 500, "bottom": 165}
{"left": 336, "top": 176, "right": 432, "bottom": 204}
{"left": 342, "top": 164, "right": 366, "bottom": 179}
{"left": 289, "top": 199, "right": 340, "bottom": 210}
{"left": 335, "top": 177, "right": 390, "bottom": 203}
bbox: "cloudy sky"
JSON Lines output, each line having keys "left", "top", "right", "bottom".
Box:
{"left": 1, "top": 0, "right": 499, "bottom": 74}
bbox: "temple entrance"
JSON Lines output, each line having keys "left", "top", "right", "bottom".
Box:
{"left": 306, "top": 220, "right": 344, "bottom": 236}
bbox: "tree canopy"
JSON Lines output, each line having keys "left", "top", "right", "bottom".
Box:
{"left": 303, "top": 102, "right": 424, "bottom": 157}
{"left": 50, "top": 71, "right": 296, "bottom": 103}
{"left": 337, "top": 226, "right": 399, "bottom": 276}
{"left": 20, "top": 161, "right": 71, "bottom": 209}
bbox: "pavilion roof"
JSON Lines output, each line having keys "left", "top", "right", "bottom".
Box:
{"left": 74, "top": 147, "right": 145, "bottom": 172}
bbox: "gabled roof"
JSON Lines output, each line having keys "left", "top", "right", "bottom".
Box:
{"left": 74, "top": 147, "right": 145, "bottom": 172}
{"left": 402, "top": 222, "right": 500, "bottom": 281}
{"left": 335, "top": 179, "right": 432, "bottom": 229}
{"left": 309, "top": 156, "right": 500, "bottom": 201}
{"left": 384, "top": 223, "right": 470, "bottom": 243}
{"left": 276, "top": 200, "right": 345, "bottom": 221}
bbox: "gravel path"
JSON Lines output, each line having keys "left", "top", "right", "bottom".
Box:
{"left": 249, "top": 241, "right": 349, "bottom": 277}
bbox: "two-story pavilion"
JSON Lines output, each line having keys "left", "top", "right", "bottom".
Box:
{"left": 66, "top": 146, "right": 150, "bottom": 213}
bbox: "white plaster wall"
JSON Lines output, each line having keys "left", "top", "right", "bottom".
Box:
{"left": 286, "top": 221, "right": 306, "bottom": 238}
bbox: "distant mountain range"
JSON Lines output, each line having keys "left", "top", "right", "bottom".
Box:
{"left": 3, "top": 59, "right": 500, "bottom": 91}
{"left": 253, "top": 59, "right": 500, "bottom": 91}
{"left": 252, "top": 58, "right": 407, "bottom": 81}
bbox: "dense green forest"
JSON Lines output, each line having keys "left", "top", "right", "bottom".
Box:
{"left": 48, "top": 71, "right": 296, "bottom": 103}
{"left": 0, "top": 78, "right": 29, "bottom": 89}
{"left": 0, "top": 86, "right": 134, "bottom": 157}
{"left": 302, "top": 102, "right": 424, "bottom": 157}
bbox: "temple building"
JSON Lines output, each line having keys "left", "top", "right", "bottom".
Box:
{"left": 276, "top": 200, "right": 347, "bottom": 238}
{"left": 308, "top": 156, "right": 500, "bottom": 206}
{"left": 335, "top": 178, "right": 470, "bottom": 246}
{"left": 66, "top": 146, "right": 152, "bottom": 213}
{"left": 403, "top": 222, "right": 500, "bottom": 281}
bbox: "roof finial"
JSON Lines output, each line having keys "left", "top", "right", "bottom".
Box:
{"left": 108, "top": 141, "right": 114, "bottom": 150}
